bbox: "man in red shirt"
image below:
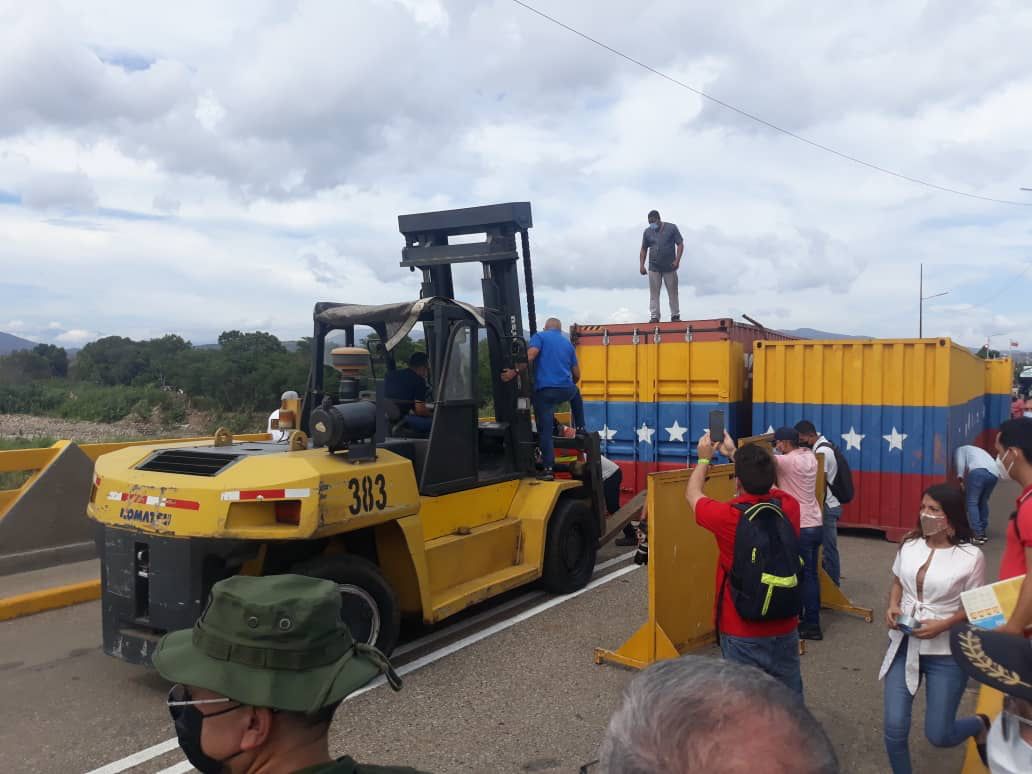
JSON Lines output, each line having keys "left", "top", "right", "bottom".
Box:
{"left": 687, "top": 432, "right": 804, "bottom": 695}
{"left": 997, "top": 418, "right": 1032, "bottom": 636}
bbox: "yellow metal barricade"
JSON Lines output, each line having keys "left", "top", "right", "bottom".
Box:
{"left": 594, "top": 466, "right": 736, "bottom": 669}
{"left": 595, "top": 449, "right": 872, "bottom": 670}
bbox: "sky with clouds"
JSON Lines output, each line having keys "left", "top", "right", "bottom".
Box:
{"left": 2, "top": 0, "right": 1031, "bottom": 349}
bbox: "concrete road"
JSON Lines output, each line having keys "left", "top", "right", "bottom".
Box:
{"left": 0, "top": 483, "right": 1018, "bottom": 774}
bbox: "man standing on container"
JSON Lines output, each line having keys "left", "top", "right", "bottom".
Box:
{"left": 639, "top": 209, "right": 684, "bottom": 324}
{"left": 954, "top": 443, "right": 1000, "bottom": 545}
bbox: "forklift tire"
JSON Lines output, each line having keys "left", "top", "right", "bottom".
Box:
{"left": 542, "top": 498, "right": 598, "bottom": 594}
{"left": 293, "top": 554, "right": 401, "bottom": 656}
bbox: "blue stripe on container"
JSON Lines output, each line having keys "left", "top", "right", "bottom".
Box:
{"left": 984, "top": 394, "right": 1009, "bottom": 432}
{"left": 753, "top": 397, "right": 986, "bottom": 476}
{"left": 584, "top": 401, "right": 742, "bottom": 465}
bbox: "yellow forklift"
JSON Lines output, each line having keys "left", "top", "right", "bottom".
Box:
{"left": 87, "top": 202, "right": 607, "bottom": 663}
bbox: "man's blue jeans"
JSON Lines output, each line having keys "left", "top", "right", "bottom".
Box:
{"left": 533, "top": 386, "right": 586, "bottom": 468}
{"left": 720, "top": 630, "right": 803, "bottom": 696}
{"left": 822, "top": 504, "right": 842, "bottom": 586}
{"left": 883, "top": 638, "right": 982, "bottom": 774}
{"left": 799, "top": 526, "right": 823, "bottom": 628}
{"left": 965, "top": 468, "right": 997, "bottom": 537}
{"left": 402, "top": 414, "right": 432, "bottom": 434}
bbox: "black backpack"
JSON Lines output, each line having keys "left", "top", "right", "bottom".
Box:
{"left": 723, "top": 498, "right": 803, "bottom": 623}
{"left": 815, "top": 440, "right": 855, "bottom": 505}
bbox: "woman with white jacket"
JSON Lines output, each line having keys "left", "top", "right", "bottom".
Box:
{"left": 879, "top": 483, "right": 990, "bottom": 773}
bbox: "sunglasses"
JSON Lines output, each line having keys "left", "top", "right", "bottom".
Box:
{"left": 166, "top": 684, "right": 241, "bottom": 721}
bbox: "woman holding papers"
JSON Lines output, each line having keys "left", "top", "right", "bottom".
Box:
{"left": 879, "top": 483, "right": 990, "bottom": 773}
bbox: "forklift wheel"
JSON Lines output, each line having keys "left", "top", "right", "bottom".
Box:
{"left": 293, "top": 554, "right": 401, "bottom": 656}
{"left": 542, "top": 499, "right": 598, "bottom": 594}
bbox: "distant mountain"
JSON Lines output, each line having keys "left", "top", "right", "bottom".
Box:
{"left": 0, "top": 331, "right": 36, "bottom": 354}
{"left": 780, "top": 328, "right": 871, "bottom": 340}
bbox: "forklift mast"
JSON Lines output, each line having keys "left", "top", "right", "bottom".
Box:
{"left": 397, "top": 202, "right": 536, "bottom": 340}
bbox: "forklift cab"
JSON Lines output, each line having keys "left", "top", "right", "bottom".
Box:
{"left": 303, "top": 296, "right": 531, "bottom": 497}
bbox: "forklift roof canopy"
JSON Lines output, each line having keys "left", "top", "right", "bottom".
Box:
{"left": 314, "top": 297, "right": 486, "bottom": 351}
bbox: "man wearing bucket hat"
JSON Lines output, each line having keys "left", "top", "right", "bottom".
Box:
{"left": 153, "top": 574, "right": 429, "bottom": 774}
{"left": 950, "top": 624, "right": 1032, "bottom": 773}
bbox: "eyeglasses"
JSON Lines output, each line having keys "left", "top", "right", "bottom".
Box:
{"left": 167, "top": 684, "right": 240, "bottom": 721}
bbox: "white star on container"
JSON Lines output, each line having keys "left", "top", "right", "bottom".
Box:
{"left": 665, "top": 420, "right": 688, "bottom": 442}
{"left": 599, "top": 425, "right": 617, "bottom": 441}
{"left": 841, "top": 426, "right": 865, "bottom": 451}
{"left": 637, "top": 422, "right": 656, "bottom": 445}
{"left": 882, "top": 426, "right": 908, "bottom": 452}
{"left": 766, "top": 425, "right": 775, "bottom": 435}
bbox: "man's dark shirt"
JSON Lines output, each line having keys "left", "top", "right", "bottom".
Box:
{"left": 384, "top": 368, "right": 429, "bottom": 416}
{"left": 641, "top": 221, "right": 684, "bottom": 272}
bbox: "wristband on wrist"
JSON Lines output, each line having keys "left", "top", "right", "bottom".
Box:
{"left": 698, "top": 458, "right": 711, "bottom": 465}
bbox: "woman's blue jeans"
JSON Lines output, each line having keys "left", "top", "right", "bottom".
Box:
{"left": 882, "top": 638, "right": 982, "bottom": 773}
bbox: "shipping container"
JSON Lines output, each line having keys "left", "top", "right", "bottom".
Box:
{"left": 752, "top": 338, "right": 987, "bottom": 540}
{"left": 574, "top": 319, "right": 796, "bottom": 501}
{"left": 981, "top": 358, "right": 1013, "bottom": 450}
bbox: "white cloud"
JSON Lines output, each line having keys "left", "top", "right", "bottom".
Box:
{"left": 17, "top": 169, "right": 98, "bottom": 211}
{"left": 0, "top": 1, "right": 1030, "bottom": 349}
{"left": 55, "top": 328, "right": 101, "bottom": 345}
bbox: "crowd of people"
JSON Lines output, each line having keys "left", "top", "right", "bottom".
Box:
{"left": 675, "top": 417, "right": 1032, "bottom": 773}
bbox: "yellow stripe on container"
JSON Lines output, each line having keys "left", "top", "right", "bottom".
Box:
{"left": 578, "top": 340, "right": 744, "bottom": 404}
{"left": 985, "top": 357, "right": 1013, "bottom": 396}
{"left": 753, "top": 338, "right": 985, "bottom": 408}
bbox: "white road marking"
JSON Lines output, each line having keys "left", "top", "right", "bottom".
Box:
{"left": 87, "top": 552, "right": 638, "bottom": 774}
{"left": 394, "top": 550, "right": 633, "bottom": 658}
{"left": 85, "top": 739, "right": 181, "bottom": 774}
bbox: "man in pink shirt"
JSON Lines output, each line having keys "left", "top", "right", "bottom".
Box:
{"left": 773, "top": 427, "right": 824, "bottom": 641}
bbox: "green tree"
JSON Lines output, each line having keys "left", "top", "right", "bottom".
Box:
{"left": 0, "top": 350, "right": 53, "bottom": 384}
{"left": 976, "top": 345, "right": 1002, "bottom": 360}
{"left": 73, "top": 336, "right": 149, "bottom": 385}
{"left": 32, "top": 344, "right": 69, "bottom": 378}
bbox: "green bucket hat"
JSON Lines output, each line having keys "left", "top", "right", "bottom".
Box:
{"left": 153, "top": 574, "right": 401, "bottom": 714}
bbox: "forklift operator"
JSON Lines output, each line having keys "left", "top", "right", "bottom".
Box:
{"left": 384, "top": 351, "right": 433, "bottom": 435}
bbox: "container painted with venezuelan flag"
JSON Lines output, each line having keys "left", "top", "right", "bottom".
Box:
{"left": 752, "top": 338, "right": 986, "bottom": 540}
{"left": 981, "top": 358, "right": 1013, "bottom": 450}
{"left": 573, "top": 320, "right": 790, "bottom": 500}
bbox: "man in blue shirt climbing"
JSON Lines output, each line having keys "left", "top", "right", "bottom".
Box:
{"left": 504, "top": 317, "right": 586, "bottom": 480}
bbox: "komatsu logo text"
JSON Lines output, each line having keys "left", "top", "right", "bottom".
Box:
{"left": 118, "top": 507, "right": 172, "bottom": 527}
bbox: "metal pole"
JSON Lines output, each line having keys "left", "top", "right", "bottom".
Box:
{"left": 520, "top": 228, "right": 538, "bottom": 336}
{"left": 919, "top": 263, "right": 923, "bottom": 338}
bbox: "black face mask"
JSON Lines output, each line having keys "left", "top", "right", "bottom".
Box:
{"left": 173, "top": 702, "right": 245, "bottom": 774}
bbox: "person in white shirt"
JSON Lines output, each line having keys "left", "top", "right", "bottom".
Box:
{"left": 953, "top": 444, "right": 1000, "bottom": 545}
{"left": 796, "top": 421, "right": 842, "bottom": 586}
{"left": 879, "top": 483, "right": 989, "bottom": 773}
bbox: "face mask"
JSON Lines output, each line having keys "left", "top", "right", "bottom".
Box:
{"left": 998, "top": 449, "right": 1015, "bottom": 480}
{"left": 648, "top": 222, "right": 659, "bottom": 231}
{"left": 987, "top": 712, "right": 1032, "bottom": 774}
{"left": 920, "top": 512, "right": 947, "bottom": 537}
{"left": 173, "top": 703, "right": 244, "bottom": 774}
